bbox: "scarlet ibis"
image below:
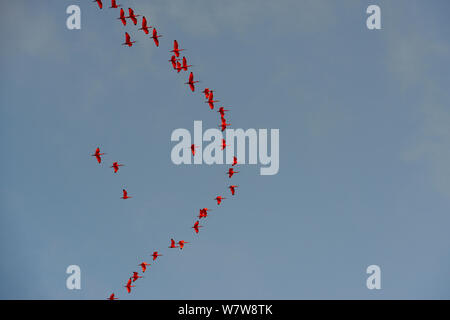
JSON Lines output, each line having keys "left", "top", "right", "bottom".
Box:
{"left": 118, "top": 8, "right": 127, "bottom": 25}
{"left": 122, "top": 32, "right": 136, "bottom": 47}
{"left": 178, "top": 240, "right": 189, "bottom": 250}
{"left": 202, "top": 88, "right": 210, "bottom": 99}
{"left": 170, "top": 40, "right": 185, "bottom": 57}
{"left": 229, "top": 185, "right": 238, "bottom": 195}
{"left": 91, "top": 147, "right": 106, "bottom": 163}
{"left": 227, "top": 168, "right": 239, "bottom": 178}
{"left": 121, "top": 189, "right": 132, "bottom": 199}
{"left": 138, "top": 262, "right": 151, "bottom": 273}
{"left": 126, "top": 8, "right": 140, "bottom": 25}
{"left": 150, "top": 28, "right": 162, "bottom": 47}
{"left": 214, "top": 196, "right": 226, "bottom": 205}
{"left": 93, "top": 0, "right": 102, "bottom": 9}
{"left": 192, "top": 221, "right": 203, "bottom": 234}
{"left": 191, "top": 144, "right": 198, "bottom": 156}
{"left": 108, "top": 293, "right": 118, "bottom": 300}
{"left": 169, "top": 55, "right": 179, "bottom": 69}
{"left": 232, "top": 156, "right": 238, "bottom": 166}
{"left": 185, "top": 72, "right": 199, "bottom": 92}
{"left": 109, "top": 0, "right": 121, "bottom": 8}
{"left": 206, "top": 91, "right": 219, "bottom": 109}
{"left": 111, "top": 161, "right": 124, "bottom": 173}
{"left": 181, "top": 56, "right": 193, "bottom": 71}
{"left": 221, "top": 139, "right": 227, "bottom": 150}
{"left": 132, "top": 271, "right": 143, "bottom": 282}
{"left": 138, "top": 16, "right": 151, "bottom": 34}
{"left": 124, "top": 278, "right": 135, "bottom": 293}
{"left": 151, "top": 251, "right": 162, "bottom": 261}
{"left": 198, "top": 208, "right": 212, "bottom": 219}
{"left": 175, "top": 60, "right": 182, "bottom": 73}
{"left": 218, "top": 107, "right": 229, "bottom": 117}
{"left": 219, "top": 120, "right": 231, "bottom": 132}
{"left": 169, "top": 238, "right": 179, "bottom": 248}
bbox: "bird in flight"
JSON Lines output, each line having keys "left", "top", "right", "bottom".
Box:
{"left": 232, "top": 156, "right": 238, "bottom": 166}
{"left": 217, "top": 107, "right": 229, "bottom": 117}
{"left": 169, "top": 55, "right": 179, "bottom": 69}
{"left": 227, "top": 168, "right": 239, "bottom": 178}
{"left": 219, "top": 119, "right": 231, "bottom": 132}
{"left": 124, "top": 278, "right": 135, "bottom": 293}
{"left": 192, "top": 221, "right": 203, "bottom": 234}
{"left": 109, "top": 0, "right": 121, "bottom": 8}
{"left": 169, "top": 238, "right": 179, "bottom": 249}
{"left": 138, "top": 262, "right": 151, "bottom": 273}
{"left": 107, "top": 293, "right": 118, "bottom": 300}
{"left": 229, "top": 185, "right": 238, "bottom": 195}
{"left": 131, "top": 271, "right": 143, "bottom": 282}
{"left": 151, "top": 251, "right": 163, "bottom": 261}
{"left": 191, "top": 144, "right": 199, "bottom": 156}
{"left": 185, "top": 72, "right": 199, "bottom": 92}
{"left": 111, "top": 161, "right": 124, "bottom": 173}
{"left": 150, "top": 28, "right": 162, "bottom": 47}
{"left": 202, "top": 88, "right": 210, "bottom": 99}
{"left": 126, "top": 8, "right": 140, "bottom": 25}
{"left": 178, "top": 240, "right": 189, "bottom": 250}
{"left": 170, "top": 40, "right": 185, "bottom": 57}
{"left": 118, "top": 8, "right": 127, "bottom": 26}
{"left": 121, "top": 189, "right": 132, "bottom": 199}
{"left": 122, "top": 32, "right": 136, "bottom": 47}
{"left": 214, "top": 196, "right": 226, "bottom": 205}
{"left": 221, "top": 139, "right": 227, "bottom": 150}
{"left": 93, "top": 0, "right": 103, "bottom": 9}
{"left": 206, "top": 91, "right": 219, "bottom": 109}
{"left": 138, "top": 16, "right": 151, "bottom": 34}
{"left": 91, "top": 147, "right": 106, "bottom": 163}
{"left": 181, "top": 56, "right": 192, "bottom": 72}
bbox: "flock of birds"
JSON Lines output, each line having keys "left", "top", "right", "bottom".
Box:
{"left": 90, "top": 0, "right": 241, "bottom": 300}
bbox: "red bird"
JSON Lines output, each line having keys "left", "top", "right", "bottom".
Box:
{"left": 109, "top": 0, "right": 121, "bottom": 8}
{"left": 232, "top": 156, "right": 238, "bottom": 166}
{"left": 178, "top": 240, "right": 189, "bottom": 250}
{"left": 206, "top": 91, "right": 219, "bottom": 109}
{"left": 192, "top": 221, "right": 203, "bottom": 234}
{"left": 169, "top": 55, "right": 179, "bottom": 69}
{"left": 175, "top": 60, "right": 183, "bottom": 73}
{"left": 138, "top": 16, "right": 151, "bottom": 34}
{"left": 185, "top": 72, "right": 199, "bottom": 92}
{"left": 221, "top": 139, "right": 227, "bottom": 150}
{"left": 198, "top": 208, "right": 212, "bottom": 219}
{"left": 229, "top": 185, "right": 238, "bottom": 195}
{"left": 219, "top": 119, "right": 231, "bottom": 132}
{"left": 202, "top": 88, "right": 210, "bottom": 99}
{"left": 218, "top": 107, "right": 229, "bottom": 117}
{"left": 121, "top": 189, "right": 132, "bottom": 199}
{"left": 124, "top": 278, "right": 135, "bottom": 293}
{"left": 132, "top": 271, "right": 143, "bottom": 282}
{"left": 214, "top": 196, "right": 226, "bottom": 205}
{"left": 169, "top": 238, "right": 179, "bottom": 248}
{"left": 93, "top": 0, "right": 102, "bottom": 9}
{"left": 122, "top": 32, "right": 135, "bottom": 47}
{"left": 118, "top": 8, "right": 127, "bottom": 26}
{"left": 126, "top": 8, "right": 140, "bottom": 25}
{"left": 227, "top": 168, "right": 239, "bottom": 178}
{"left": 151, "top": 251, "right": 163, "bottom": 261}
{"left": 138, "top": 262, "right": 151, "bottom": 273}
{"left": 191, "top": 144, "right": 198, "bottom": 156}
{"left": 111, "top": 161, "right": 124, "bottom": 173}
{"left": 170, "top": 40, "right": 185, "bottom": 57}
{"left": 181, "top": 56, "right": 192, "bottom": 71}
{"left": 107, "top": 293, "right": 118, "bottom": 300}
{"left": 150, "top": 28, "right": 162, "bottom": 47}
{"left": 91, "top": 147, "right": 106, "bottom": 163}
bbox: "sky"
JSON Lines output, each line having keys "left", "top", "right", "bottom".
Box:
{"left": 1, "top": 0, "right": 450, "bottom": 299}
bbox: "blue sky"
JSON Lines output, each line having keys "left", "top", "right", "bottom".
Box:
{"left": 1, "top": 0, "right": 449, "bottom": 299}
